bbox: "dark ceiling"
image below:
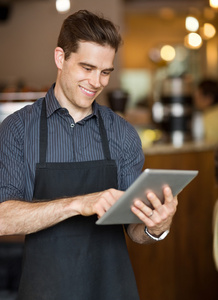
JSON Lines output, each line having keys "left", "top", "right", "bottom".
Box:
{"left": 124, "top": 0, "right": 212, "bottom": 14}
{"left": 124, "top": 0, "right": 208, "bottom": 3}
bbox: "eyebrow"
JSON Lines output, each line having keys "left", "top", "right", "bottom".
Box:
{"left": 79, "top": 62, "right": 114, "bottom": 72}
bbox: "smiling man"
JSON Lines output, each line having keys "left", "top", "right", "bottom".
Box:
{"left": 0, "top": 10, "right": 178, "bottom": 300}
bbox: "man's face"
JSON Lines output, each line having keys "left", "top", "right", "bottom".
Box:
{"left": 55, "top": 41, "right": 116, "bottom": 116}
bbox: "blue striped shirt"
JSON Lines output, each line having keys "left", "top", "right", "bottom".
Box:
{"left": 0, "top": 84, "right": 144, "bottom": 202}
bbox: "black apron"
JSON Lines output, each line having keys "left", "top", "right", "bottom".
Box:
{"left": 18, "top": 100, "right": 139, "bottom": 300}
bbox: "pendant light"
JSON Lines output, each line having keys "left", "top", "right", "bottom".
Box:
{"left": 209, "top": 0, "right": 218, "bottom": 9}
{"left": 185, "top": 16, "right": 199, "bottom": 32}
{"left": 56, "top": 0, "right": 71, "bottom": 13}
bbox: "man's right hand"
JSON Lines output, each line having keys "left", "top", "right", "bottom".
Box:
{"left": 74, "top": 189, "right": 124, "bottom": 218}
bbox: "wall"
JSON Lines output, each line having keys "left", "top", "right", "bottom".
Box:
{"left": 121, "top": 12, "right": 188, "bottom": 70}
{"left": 0, "top": 0, "right": 124, "bottom": 103}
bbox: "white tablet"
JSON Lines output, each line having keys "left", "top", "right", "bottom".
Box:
{"left": 96, "top": 168, "right": 198, "bottom": 225}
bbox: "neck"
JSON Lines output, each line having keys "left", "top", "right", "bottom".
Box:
{"left": 70, "top": 106, "right": 93, "bottom": 123}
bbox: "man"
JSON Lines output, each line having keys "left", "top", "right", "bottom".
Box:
{"left": 0, "top": 10, "right": 178, "bottom": 300}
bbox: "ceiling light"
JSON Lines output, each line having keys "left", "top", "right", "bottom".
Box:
{"left": 160, "top": 45, "right": 176, "bottom": 62}
{"left": 184, "top": 33, "right": 202, "bottom": 49}
{"left": 201, "top": 23, "right": 216, "bottom": 39}
{"left": 56, "top": 0, "right": 71, "bottom": 13}
{"left": 185, "top": 16, "right": 199, "bottom": 32}
{"left": 209, "top": 0, "right": 218, "bottom": 9}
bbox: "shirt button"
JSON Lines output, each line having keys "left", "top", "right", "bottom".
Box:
{"left": 70, "top": 123, "right": 75, "bottom": 128}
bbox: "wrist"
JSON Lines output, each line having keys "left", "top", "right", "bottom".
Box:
{"left": 144, "top": 227, "right": 169, "bottom": 241}
{"left": 63, "top": 196, "right": 81, "bottom": 217}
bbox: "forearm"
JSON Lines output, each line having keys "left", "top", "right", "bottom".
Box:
{"left": 0, "top": 188, "right": 123, "bottom": 236}
{"left": 0, "top": 198, "right": 78, "bottom": 236}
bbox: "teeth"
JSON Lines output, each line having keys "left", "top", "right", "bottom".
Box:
{"left": 81, "top": 86, "right": 95, "bottom": 95}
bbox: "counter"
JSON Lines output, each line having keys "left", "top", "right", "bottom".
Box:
{"left": 143, "top": 140, "right": 218, "bottom": 155}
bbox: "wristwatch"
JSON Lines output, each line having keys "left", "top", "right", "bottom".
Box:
{"left": 144, "top": 227, "right": 169, "bottom": 241}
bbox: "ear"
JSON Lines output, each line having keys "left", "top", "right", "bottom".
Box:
{"left": 54, "top": 47, "right": 65, "bottom": 69}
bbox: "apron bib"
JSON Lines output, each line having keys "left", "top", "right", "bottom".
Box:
{"left": 18, "top": 100, "right": 139, "bottom": 300}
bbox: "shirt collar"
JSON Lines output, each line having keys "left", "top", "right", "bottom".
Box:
{"left": 45, "top": 83, "right": 61, "bottom": 118}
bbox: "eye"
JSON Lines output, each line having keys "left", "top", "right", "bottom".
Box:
{"left": 102, "top": 70, "right": 111, "bottom": 76}
{"left": 83, "top": 66, "right": 92, "bottom": 71}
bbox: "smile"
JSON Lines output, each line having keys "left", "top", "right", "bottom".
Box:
{"left": 80, "top": 86, "right": 96, "bottom": 97}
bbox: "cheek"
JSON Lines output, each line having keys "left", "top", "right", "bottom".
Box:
{"left": 63, "top": 64, "right": 84, "bottom": 81}
{"left": 101, "top": 76, "right": 110, "bottom": 87}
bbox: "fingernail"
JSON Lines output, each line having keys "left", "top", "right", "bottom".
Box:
{"left": 147, "top": 192, "right": 154, "bottom": 199}
{"left": 165, "top": 187, "right": 171, "bottom": 194}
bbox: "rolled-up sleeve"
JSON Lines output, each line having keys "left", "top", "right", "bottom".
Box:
{"left": 0, "top": 113, "right": 25, "bottom": 202}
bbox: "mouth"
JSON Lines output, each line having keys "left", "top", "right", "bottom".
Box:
{"left": 79, "top": 86, "right": 97, "bottom": 97}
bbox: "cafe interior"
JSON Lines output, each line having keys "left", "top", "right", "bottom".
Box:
{"left": 0, "top": 0, "right": 218, "bottom": 299}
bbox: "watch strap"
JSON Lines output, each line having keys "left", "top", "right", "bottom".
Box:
{"left": 144, "top": 227, "right": 169, "bottom": 241}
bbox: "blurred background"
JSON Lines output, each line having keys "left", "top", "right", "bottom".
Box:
{"left": 0, "top": 1, "right": 218, "bottom": 299}
{"left": 1, "top": 0, "right": 218, "bottom": 145}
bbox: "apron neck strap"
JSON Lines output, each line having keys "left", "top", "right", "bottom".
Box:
{"left": 98, "top": 112, "right": 111, "bottom": 161}
{"left": 39, "top": 99, "right": 47, "bottom": 164}
{"left": 39, "top": 100, "right": 112, "bottom": 163}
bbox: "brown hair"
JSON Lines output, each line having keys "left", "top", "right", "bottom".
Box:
{"left": 57, "top": 10, "right": 122, "bottom": 60}
{"left": 198, "top": 79, "right": 218, "bottom": 105}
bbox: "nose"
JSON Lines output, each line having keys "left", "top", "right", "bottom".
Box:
{"left": 88, "top": 72, "right": 102, "bottom": 89}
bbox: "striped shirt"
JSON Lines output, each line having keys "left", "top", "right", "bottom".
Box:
{"left": 0, "top": 84, "right": 144, "bottom": 202}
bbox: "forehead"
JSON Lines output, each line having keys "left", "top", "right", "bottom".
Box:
{"left": 70, "top": 41, "right": 116, "bottom": 67}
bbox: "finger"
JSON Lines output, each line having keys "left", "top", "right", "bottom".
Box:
{"left": 131, "top": 200, "right": 157, "bottom": 227}
{"left": 94, "top": 198, "right": 112, "bottom": 218}
{"left": 97, "top": 207, "right": 107, "bottom": 218}
{"left": 131, "top": 205, "right": 154, "bottom": 225}
{"left": 162, "top": 186, "right": 178, "bottom": 213}
{"left": 106, "top": 189, "right": 124, "bottom": 205}
{"left": 162, "top": 186, "right": 174, "bottom": 204}
{"left": 95, "top": 189, "right": 123, "bottom": 217}
{"left": 102, "top": 199, "right": 114, "bottom": 212}
{"left": 133, "top": 199, "right": 154, "bottom": 217}
{"left": 146, "top": 192, "right": 162, "bottom": 210}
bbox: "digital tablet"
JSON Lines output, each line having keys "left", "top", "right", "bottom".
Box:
{"left": 96, "top": 168, "right": 198, "bottom": 225}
